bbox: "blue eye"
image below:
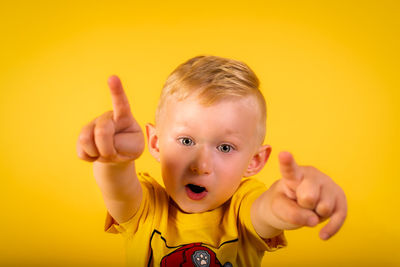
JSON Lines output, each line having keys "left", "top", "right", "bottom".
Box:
{"left": 218, "top": 144, "right": 232, "bottom": 153}
{"left": 179, "top": 137, "right": 194, "bottom": 146}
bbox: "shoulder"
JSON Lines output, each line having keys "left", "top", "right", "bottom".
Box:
{"left": 229, "top": 177, "right": 267, "bottom": 217}
{"left": 137, "top": 172, "right": 169, "bottom": 206}
{"left": 138, "top": 172, "right": 166, "bottom": 194}
{"left": 234, "top": 177, "right": 267, "bottom": 200}
{"left": 138, "top": 172, "right": 163, "bottom": 188}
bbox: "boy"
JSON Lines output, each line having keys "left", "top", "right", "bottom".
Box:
{"left": 77, "top": 56, "right": 347, "bottom": 266}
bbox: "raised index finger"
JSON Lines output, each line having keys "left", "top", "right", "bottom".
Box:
{"left": 107, "top": 75, "right": 132, "bottom": 121}
{"left": 279, "top": 151, "right": 303, "bottom": 191}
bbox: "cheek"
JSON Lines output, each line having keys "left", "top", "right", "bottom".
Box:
{"left": 160, "top": 139, "right": 178, "bottom": 165}
{"left": 160, "top": 144, "right": 189, "bottom": 175}
{"left": 213, "top": 156, "right": 248, "bottom": 194}
{"left": 217, "top": 154, "right": 251, "bottom": 176}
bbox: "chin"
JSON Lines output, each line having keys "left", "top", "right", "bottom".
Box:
{"left": 180, "top": 205, "right": 209, "bottom": 214}
{"left": 174, "top": 201, "right": 212, "bottom": 214}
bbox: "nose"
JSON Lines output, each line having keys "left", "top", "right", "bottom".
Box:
{"left": 190, "top": 146, "right": 212, "bottom": 175}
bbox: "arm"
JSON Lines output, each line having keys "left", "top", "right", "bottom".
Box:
{"left": 93, "top": 161, "right": 142, "bottom": 224}
{"left": 251, "top": 184, "right": 284, "bottom": 239}
{"left": 251, "top": 151, "right": 347, "bottom": 240}
{"left": 77, "top": 75, "right": 145, "bottom": 224}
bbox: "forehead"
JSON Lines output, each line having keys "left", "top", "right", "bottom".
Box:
{"left": 163, "top": 91, "right": 259, "bottom": 113}
{"left": 158, "top": 95, "right": 260, "bottom": 137}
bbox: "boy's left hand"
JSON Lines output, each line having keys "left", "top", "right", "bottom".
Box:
{"left": 271, "top": 151, "right": 347, "bottom": 240}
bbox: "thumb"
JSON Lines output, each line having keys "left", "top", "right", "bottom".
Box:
{"left": 279, "top": 151, "right": 303, "bottom": 192}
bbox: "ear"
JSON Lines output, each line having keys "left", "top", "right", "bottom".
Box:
{"left": 145, "top": 123, "right": 160, "bottom": 162}
{"left": 243, "top": 145, "right": 271, "bottom": 177}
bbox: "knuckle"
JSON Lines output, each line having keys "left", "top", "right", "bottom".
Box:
{"left": 304, "top": 165, "right": 328, "bottom": 180}
{"left": 103, "top": 110, "right": 114, "bottom": 119}
{"left": 302, "top": 165, "right": 316, "bottom": 173}
{"left": 94, "top": 126, "right": 113, "bottom": 138}
{"left": 78, "top": 124, "right": 93, "bottom": 142}
{"left": 298, "top": 193, "right": 318, "bottom": 208}
{"left": 78, "top": 132, "right": 93, "bottom": 146}
{"left": 316, "top": 202, "right": 332, "bottom": 217}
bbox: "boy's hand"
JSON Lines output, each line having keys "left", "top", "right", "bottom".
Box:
{"left": 77, "top": 75, "right": 144, "bottom": 163}
{"left": 266, "top": 151, "right": 347, "bottom": 240}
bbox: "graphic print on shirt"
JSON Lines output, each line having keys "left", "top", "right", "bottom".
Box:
{"left": 148, "top": 230, "right": 236, "bottom": 267}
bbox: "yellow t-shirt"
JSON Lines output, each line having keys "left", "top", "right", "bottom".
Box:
{"left": 105, "top": 173, "right": 286, "bottom": 267}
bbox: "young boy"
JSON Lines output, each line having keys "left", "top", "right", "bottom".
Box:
{"left": 77, "top": 56, "right": 347, "bottom": 266}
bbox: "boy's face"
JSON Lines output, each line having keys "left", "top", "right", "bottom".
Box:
{"left": 149, "top": 94, "right": 268, "bottom": 213}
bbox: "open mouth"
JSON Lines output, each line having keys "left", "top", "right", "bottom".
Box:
{"left": 185, "top": 184, "right": 208, "bottom": 200}
{"left": 187, "top": 184, "right": 206, "bottom": 193}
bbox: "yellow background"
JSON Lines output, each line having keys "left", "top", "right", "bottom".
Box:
{"left": 1, "top": 1, "right": 399, "bottom": 266}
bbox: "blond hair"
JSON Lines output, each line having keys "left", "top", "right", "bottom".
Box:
{"left": 156, "top": 55, "right": 267, "bottom": 144}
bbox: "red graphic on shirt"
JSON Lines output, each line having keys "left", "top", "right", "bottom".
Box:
{"left": 160, "top": 243, "right": 232, "bottom": 267}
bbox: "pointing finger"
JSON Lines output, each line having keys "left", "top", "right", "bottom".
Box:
{"left": 107, "top": 75, "right": 133, "bottom": 121}
{"left": 279, "top": 151, "right": 303, "bottom": 191}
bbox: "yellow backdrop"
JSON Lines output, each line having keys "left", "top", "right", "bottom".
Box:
{"left": 1, "top": 1, "right": 399, "bottom": 266}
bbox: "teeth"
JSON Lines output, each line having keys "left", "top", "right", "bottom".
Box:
{"left": 188, "top": 184, "right": 205, "bottom": 193}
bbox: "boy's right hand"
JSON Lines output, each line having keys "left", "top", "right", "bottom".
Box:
{"left": 77, "top": 75, "right": 145, "bottom": 163}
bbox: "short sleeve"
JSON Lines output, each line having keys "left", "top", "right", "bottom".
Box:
{"left": 237, "top": 178, "right": 287, "bottom": 252}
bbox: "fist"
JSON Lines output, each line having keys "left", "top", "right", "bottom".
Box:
{"left": 76, "top": 75, "right": 145, "bottom": 163}
{"left": 269, "top": 152, "right": 347, "bottom": 240}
